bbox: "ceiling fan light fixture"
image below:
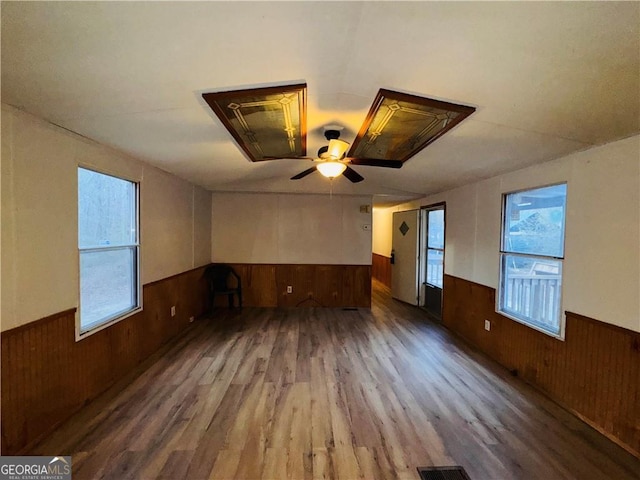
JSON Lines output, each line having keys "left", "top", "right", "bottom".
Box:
{"left": 317, "top": 161, "right": 347, "bottom": 178}
{"left": 327, "top": 139, "right": 350, "bottom": 160}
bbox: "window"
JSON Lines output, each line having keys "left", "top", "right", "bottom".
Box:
{"left": 498, "top": 183, "right": 567, "bottom": 337}
{"left": 78, "top": 167, "right": 140, "bottom": 335}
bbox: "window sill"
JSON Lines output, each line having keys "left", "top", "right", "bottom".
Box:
{"left": 76, "top": 306, "right": 143, "bottom": 341}
{"left": 497, "top": 309, "right": 565, "bottom": 341}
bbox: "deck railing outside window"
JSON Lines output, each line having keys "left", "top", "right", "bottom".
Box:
{"left": 503, "top": 272, "right": 561, "bottom": 331}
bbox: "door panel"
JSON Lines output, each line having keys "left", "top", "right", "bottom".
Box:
{"left": 425, "top": 283, "right": 442, "bottom": 316}
{"left": 391, "top": 210, "right": 419, "bottom": 305}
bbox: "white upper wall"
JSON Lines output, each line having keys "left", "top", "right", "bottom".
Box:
{"left": 211, "top": 192, "right": 372, "bottom": 265}
{"left": 385, "top": 135, "right": 640, "bottom": 332}
{"left": 1, "top": 105, "right": 212, "bottom": 331}
{"left": 372, "top": 207, "right": 393, "bottom": 257}
{"left": 193, "top": 185, "right": 213, "bottom": 267}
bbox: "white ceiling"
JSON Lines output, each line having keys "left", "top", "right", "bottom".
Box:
{"left": 2, "top": 1, "right": 639, "bottom": 205}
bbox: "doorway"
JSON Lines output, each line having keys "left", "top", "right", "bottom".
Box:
{"left": 419, "top": 205, "right": 445, "bottom": 318}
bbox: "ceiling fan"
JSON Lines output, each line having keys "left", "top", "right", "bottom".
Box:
{"left": 202, "top": 83, "right": 475, "bottom": 183}
{"left": 286, "top": 127, "right": 403, "bottom": 183}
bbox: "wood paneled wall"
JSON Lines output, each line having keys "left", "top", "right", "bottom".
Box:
{"left": 372, "top": 254, "right": 392, "bottom": 288}
{"left": 1, "top": 266, "right": 209, "bottom": 455}
{"left": 213, "top": 264, "right": 371, "bottom": 308}
{"left": 442, "top": 274, "right": 640, "bottom": 457}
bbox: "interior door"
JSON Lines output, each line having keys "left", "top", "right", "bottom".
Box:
{"left": 391, "top": 209, "right": 419, "bottom": 305}
{"left": 420, "top": 206, "right": 445, "bottom": 318}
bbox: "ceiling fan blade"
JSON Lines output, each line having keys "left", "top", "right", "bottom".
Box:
{"left": 347, "top": 158, "right": 403, "bottom": 169}
{"left": 343, "top": 165, "right": 364, "bottom": 183}
{"left": 291, "top": 166, "right": 317, "bottom": 180}
{"left": 263, "top": 156, "right": 315, "bottom": 161}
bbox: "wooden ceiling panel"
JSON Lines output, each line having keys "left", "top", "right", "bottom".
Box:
{"left": 202, "top": 83, "right": 307, "bottom": 162}
{"left": 348, "top": 89, "right": 476, "bottom": 164}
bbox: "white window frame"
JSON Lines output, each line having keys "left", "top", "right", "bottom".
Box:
{"left": 423, "top": 206, "right": 445, "bottom": 289}
{"left": 497, "top": 182, "right": 567, "bottom": 339}
{"left": 77, "top": 166, "right": 142, "bottom": 340}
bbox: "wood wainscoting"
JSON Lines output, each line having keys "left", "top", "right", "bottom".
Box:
{"left": 442, "top": 274, "right": 640, "bottom": 457}
{"left": 372, "top": 254, "right": 392, "bottom": 288}
{"left": 212, "top": 264, "right": 371, "bottom": 308}
{"left": 0, "top": 266, "right": 209, "bottom": 455}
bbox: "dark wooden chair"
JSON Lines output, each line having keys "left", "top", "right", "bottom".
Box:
{"left": 204, "top": 264, "right": 242, "bottom": 311}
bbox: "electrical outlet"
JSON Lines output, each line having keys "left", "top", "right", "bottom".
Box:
{"left": 287, "top": 286, "right": 293, "bottom": 294}
{"left": 189, "top": 316, "right": 194, "bottom": 323}
{"left": 484, "top": 319, "right": 491, "bottom": 331}
{"left": 171, "top": 306, "right": 176, "bottom": 317}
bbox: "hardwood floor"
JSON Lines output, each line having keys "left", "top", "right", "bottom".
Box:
{"left": 32, "top": 281, "right": 640, "bottom": 479}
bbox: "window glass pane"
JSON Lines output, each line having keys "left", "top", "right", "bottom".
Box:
{"left": 78, "top": 168, "right": 136, "bottom": 248}
{"left": 426, "top": 249, "right": 444, "bottom": 288}
{"left": 427, "top": 209, "right": 444, "bottom": 249}
{"left": 500, "top": 254, "right": 562, "bottom": 335}
{"left": 80, "top": 248, "right": 137, "bottom": 331}
{"left": 502, "top": 184, "right": 566, "bottom": 257}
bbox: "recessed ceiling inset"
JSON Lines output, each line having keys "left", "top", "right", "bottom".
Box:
{"left": 348, "top": 89, "right": 476, "bottom": 164}
{"left": 203, "top": 84, "right": 475, "bottom": 183}
{"left": 202, "top": 83, "right": 307, "bottom": 162}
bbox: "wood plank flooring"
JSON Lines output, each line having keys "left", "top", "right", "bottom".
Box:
{"left": 32, "top": 281, "right": 640, "bottom": 479}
